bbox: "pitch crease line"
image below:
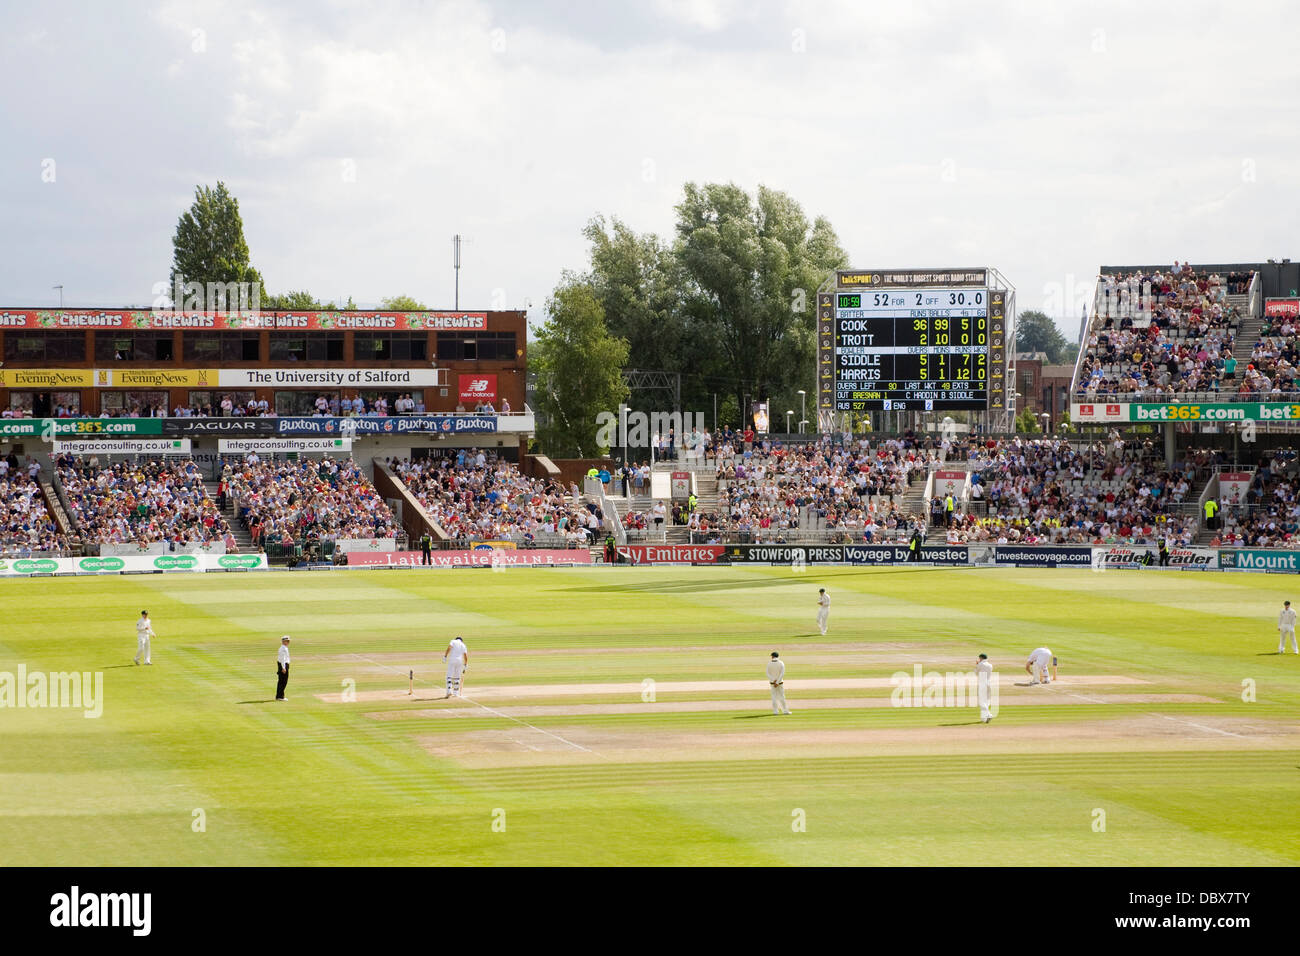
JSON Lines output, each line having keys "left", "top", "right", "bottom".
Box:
{"left": 347, "top": 654, "right": 606, "bottom": 757}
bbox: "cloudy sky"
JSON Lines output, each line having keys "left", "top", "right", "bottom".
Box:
{"left": 2, "top": 0, "right": 1297, "bottom": 337}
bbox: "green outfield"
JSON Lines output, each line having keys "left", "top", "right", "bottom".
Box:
{"left": 2, "top": 564, "right": 1299, "bottom": 866}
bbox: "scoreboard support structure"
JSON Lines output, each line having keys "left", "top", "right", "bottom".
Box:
{"left": 816, "top": 267, "right": 1015, "bottom": 434}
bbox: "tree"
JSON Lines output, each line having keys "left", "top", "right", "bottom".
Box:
{"left": 673, "top": 183, "right": 848, "bottom": 422}
{"left": 1015, "top": 310, "right": 1071, "bottom": 364}
{"left": 531, "top": 278, "right": 630, "bottom": 458}
{"left": 1015, "top": 407, "right": 1042, "bottom": 433}
{"left": 264, "top": 290, "right": 325, "bottom": 310}
{"left": 170, "top": 182, "right": 265, "bottom": 309}
{"left": 379, "top": 295, "right": 428, "bottom": 311}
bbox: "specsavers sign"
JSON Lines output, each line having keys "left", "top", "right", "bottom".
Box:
{"left": 0, "top": 553, "right": 267, "bottom": 576}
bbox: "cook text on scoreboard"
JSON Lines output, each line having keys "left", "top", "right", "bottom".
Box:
{"left": 831, "top": 288, "right": 994, "bottom": 411}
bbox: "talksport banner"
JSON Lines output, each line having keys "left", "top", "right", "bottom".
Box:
{"left": 218, "top": 437, "right": 352, "bottom": 453}
{"left": 1073, "top": 401, "right": 1300, "bottom": 424}
{"left": 0, "top": 418, "right": 164, "bottom": 437}
{"left": 52, "top": 439, "right": 191, "bottom": 455}
{"left": 0, "top": 552, "right": 267, "bottom": 576}
{"left": 1217, "top": 549, "right": 1300, "bottom": 572}
{"left": 344, "top": 549, "right": 593, "bottom": 568}
{"left": 0, "top": 309, "right": 489, "bottom": 331}
{"left": 275, "top": 416, "right": 497, "bottom": 435}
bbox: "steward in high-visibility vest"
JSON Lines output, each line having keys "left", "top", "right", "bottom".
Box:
{"left": 1204, "top": 498, "right": 1219, "bottom": 530}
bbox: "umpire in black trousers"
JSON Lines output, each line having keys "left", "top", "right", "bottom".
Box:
{"left": 276, "top": 635, "right": 291, "bottom": 701}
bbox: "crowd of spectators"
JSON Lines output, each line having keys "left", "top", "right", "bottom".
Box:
{"left": 392, "top": 451, "right": 601, "bottom": 546}
{"left": 223, "top": 455, "right": 397, "bottom": 548}
{"left": 56, "top": 455, "right": 231, "bottom": 548}
{"left": 1213, "top": 449, "right": 1300, "bottom": 548}
{"left": 0, "top": 463, "right": 67, "bottom": 553}
{"left": 947, "top": 437, "right": 1203, "bottom": 546}
{"left": 1075, "top": 263, "right": 1247, "bottom": 399}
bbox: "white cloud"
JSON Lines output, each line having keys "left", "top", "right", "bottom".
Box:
{"left": 0, "top": 0, "right": 1296, "bottom": 331}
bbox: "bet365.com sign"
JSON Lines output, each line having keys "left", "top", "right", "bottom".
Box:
{"left": 1073, "top": 402, "right": 1300, "bottom": 423}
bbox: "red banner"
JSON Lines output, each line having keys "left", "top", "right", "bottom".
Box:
{"left": 346, "top": 548, "right": 591, "bottom": 568}
{"left": 0, "top": 310, "right": 488, "bottom": 332}
{"left": 458, "top": 374, "right": 498, "bottom": 403}
{"left": 1265, "top": 299, "right": 1300, "bottom": 318}
{"left": 933, "top": 470, "right": 967, "bottom": 495}
{"left": 618, "top": 544, "right": 725, "bottom": 564}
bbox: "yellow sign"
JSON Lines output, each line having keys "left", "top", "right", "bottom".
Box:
{"left": 481, "top": 540, "right": 518, "bottom": 550}
{"left": 94, "top": 369, "right": 219, "bottom": 388}
{"left": 0, "top": 369, "right": 96, "bottom": 388}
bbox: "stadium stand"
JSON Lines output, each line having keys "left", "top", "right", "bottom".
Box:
{"left": 391, "top": 452, "right": 601, "bottom": 547}
{"left": 1074, "top": 264, "right": 1251, "bottom": 400}
{"left": 953, "top": 437, "right": 1205, "bottom": 545}
{"left": 222, "top": 455, "right": 397, "bottom": 551}
{"left": 0, "top": 471, "right": 68, "bottom": 554}
{"left": 55, "top": 455, "right": 230, "bottom": 548}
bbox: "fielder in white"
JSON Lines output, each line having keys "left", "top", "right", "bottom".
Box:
{"left": 976, "top": 653, "right": 993, "bottom": 723}
{"left": 133, "top": 610, "right": 154, "bottom": 665}
{"left": 1279, "top": 600, "right": 1298, "bottom": 654}
{"left": 1025, "top": 646, "right": 1053, "bottom": 685}
{"left": 443, "top": 636, "right": 468, "bottom": 697}
{"left": 767, "top": 652, "right": 791, "bottom": 715}
{"left": 816, "top": 588, "right": 830, "bottom": 636}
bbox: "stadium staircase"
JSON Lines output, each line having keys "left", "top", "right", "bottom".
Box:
{"left": 1230, "top": 296, "right": 1264, "bottom": 366}
{"left": 205, "top": 479, "right": 254, "bottom": 552}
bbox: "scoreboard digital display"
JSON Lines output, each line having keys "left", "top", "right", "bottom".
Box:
{"left": 817, "top": 269, "right": 1007, "bottom": 413}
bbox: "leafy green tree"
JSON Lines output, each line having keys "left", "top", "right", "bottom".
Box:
{"left": 1015, "top": 407, "right": 1042, "bottom": 433}
{"left": 532, "top": 278, "right": 630, "bottom": 458}
{"left": 673, "top": 182, "right": 847, "bottom": 420}
{"left": 264, "top": 290, "right": 325, "bottom": 310}
{"left": 379, "top": 295, "right": 428, "bottom": 311}
{"left": 170, "top": 182, "right": 265, "bottom": 308}
{"left": 1016, "top": 310, "right": 1071, "bottom": 363}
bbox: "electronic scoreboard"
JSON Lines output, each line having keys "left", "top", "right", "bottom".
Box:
{"left": 817, "top": 268, "right": 1008, "bottom": 413}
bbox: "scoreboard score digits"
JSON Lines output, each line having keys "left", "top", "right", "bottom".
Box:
{"left": 829, "top": 280, "right": 997, "bottom": 411}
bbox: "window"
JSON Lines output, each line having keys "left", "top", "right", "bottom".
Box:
{"left": 94, "top": 332, "right": 176, "bottom": 362}
{"left": 8, "top": 391, "right": 81, "bottom": 416}
{"left": 184, "top": 332, "right": 261, "bottom": 362}
{"left": 307, "top": 334, "right": 344, "bottom": 362}
{"left": 356, "top": 332, "right": 426, "bottom": 361}
{"left": 100, "top": 391, "right": 168, "bottom": 416}
{"left": 275, "top": 391, "right": 338, "bottom": 416}
{"left": 4, "top": 332, "right": 86, "bottom": 362}
{"left": 188, "top": 390, "right": 257, "bottom": 414}
{"left": 436, "top": 332, "right": 516, "bottom": 361}
{"left": 269, "top": 334, "right": 308, "bottom": 362}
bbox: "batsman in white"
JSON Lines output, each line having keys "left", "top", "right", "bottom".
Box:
{"left": 976, "top": 653, "right": 994, "bottom": 723}
{"left": 1280, "top": 600, "right": 1298, "bottom": 654}
{"left": 767, "top": 652, "right": 791, "bottom": 715}
{"left": 816, "top": 588, "right": 831, "bottom": 636}
{"left": 443, "top": 635, "right": 468, "bottom": 698}
{"left": 133, "top": 610, "right": 154, "bottom": 665}
{"left": 1024, "top": 646, "right": 1053, "bottom": 685}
